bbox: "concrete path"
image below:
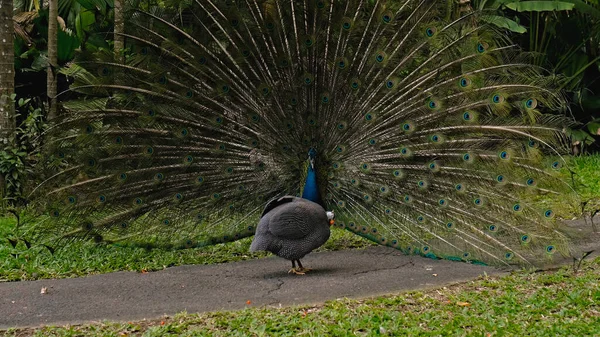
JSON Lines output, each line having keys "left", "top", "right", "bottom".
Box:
{"left": 0, "top": 246, "right": 501, "bottom": 329}
{"left": 1, "top": 216, "right": 598, "bottom": 329}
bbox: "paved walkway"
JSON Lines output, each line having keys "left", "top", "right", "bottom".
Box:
{"left": 1, "top": 216, "right": 598, "bottom": 329}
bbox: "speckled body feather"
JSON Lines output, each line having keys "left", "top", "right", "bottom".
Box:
{"left": 250, "top": 196, "right": 330, "bottom": 260}
{"left": 29, "top": 0, "right": 576, "bottom": 267}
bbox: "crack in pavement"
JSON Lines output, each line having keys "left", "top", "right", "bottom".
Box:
{"left": 265, "top": 278, "right": 285, "bottom": 296}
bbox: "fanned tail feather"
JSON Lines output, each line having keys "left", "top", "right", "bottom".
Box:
{"left": 29, "top": 0, "right": 575, "bottom": 266}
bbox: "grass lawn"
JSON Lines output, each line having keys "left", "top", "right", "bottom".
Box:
{"left": 541, "top": 154, "right": 600, "bottom": 219}
{"left": 2, "top": 257, "right": 599, "bottom": 336}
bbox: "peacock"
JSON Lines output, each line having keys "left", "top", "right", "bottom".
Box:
{"left": 250, "top": 195, "right": 334, "bottom": 274}
{"left": 27, "top": 0, "right": 578, "bottom": 271}
{"left": 250, "top": 148, "right": 335, "bottom": 274}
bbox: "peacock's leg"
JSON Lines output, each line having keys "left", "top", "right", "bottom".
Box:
{"left": 296, "top": 260, "right": 312, "bottom": 273}
{"left": 288, "top": 260, "right": 307, "bottom": 275}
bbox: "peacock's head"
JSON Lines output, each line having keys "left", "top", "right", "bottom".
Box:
{"left": 326, "top": 210, "right": 335, "bottom": 226}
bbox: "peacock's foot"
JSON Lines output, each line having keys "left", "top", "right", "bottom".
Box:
{"left": 288, "top": 267, "right": 309, "bottom": 275}
{"left": 288, "top": 267, "right": 305, "bottom": 275}
{"left": 288, "top": 267, "right": 312, "bottom": 275}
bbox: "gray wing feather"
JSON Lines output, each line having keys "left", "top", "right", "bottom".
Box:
{"left": 261, "top": 196, "right": 295, "bottom": 217}
{"left": 269, "top": 199, "right": 326, "bottom": 239}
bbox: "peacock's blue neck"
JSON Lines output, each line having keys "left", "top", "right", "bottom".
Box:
{"left": 302, "top": 164, "right": 320, "bottom": 203}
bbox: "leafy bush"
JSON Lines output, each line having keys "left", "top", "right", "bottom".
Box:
{"left": 0, "top": 96, "right": 46, "bottom": 208}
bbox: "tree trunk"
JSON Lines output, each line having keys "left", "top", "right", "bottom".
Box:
{"left": 0, "top": 0, "right": 15, "bottom": 145}
{"left": 113, "top": 0, "right": 124, "bottom": 62}
{"left": 0, "top": 0, "right": 15, "bottom": 203}
{"left": 47, "top": 0, "right": 57, "bottom": 119}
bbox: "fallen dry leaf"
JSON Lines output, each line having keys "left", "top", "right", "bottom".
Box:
{"left": 457, "top": 301, "right": 471, "bottom": 307}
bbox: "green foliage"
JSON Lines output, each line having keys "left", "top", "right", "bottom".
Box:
{"left": 475, "top": 0, "right": 577, "bottom": 33}
{"left": 506, "top": 1, "right": 575, "bottom": 11}
{"left": 481, "top": 14, "right": 528, "bottom": 33}
{"left": 0, "top": 97, "right": 45, "bottom": 207}
{"left": 4, "top": 258, "right": 600, "bottom": 336}
{"left": 13, "top": 8, "right": 81, "bottom": 73}
{"left": 56, "top": 0, "right": 114, "bottom": 46}
{"left": 474, "top": 0, "right": 600, "bottom": 150}
{"left": 0, "top": 144, "right": 28, "bottom": 207}
{"left": 588, "top": 118, "right": 600, "bottom": 136}
{"left": 15, "top": 98, "right": 45, "bottom": 151}
{"left": 12, "top": 0, "right": 114, "bottom": 107}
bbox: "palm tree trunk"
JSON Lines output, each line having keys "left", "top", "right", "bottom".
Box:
{"left": 0, "top": 0, "right": 15, "bottom": 144}
{"left": 0, "top": 0, "right": 15, "bottom": 202}
{"left": 47, "top": 0, "right": 57, "bottom": 119}
{"left": 114, "top": 0, "right": 124, "bottom": 62}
